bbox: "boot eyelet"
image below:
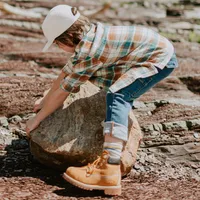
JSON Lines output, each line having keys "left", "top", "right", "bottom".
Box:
{"left": 86, "top": 172, "right": 91, "bottom": 177}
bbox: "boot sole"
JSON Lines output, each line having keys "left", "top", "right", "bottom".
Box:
{"left": 63, "top": 172, "right": 121, "bottom": 195}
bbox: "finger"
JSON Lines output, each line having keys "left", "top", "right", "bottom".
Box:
{"left": 26, "top": 132, "right": 30, "bottom": 139}
{"left": 25, "top": 127, "right": 30, "bottom": 137}
{"left": 33, "top": 105, "right": 39, "bottom": 112}
{"left": 33, "top": 107, "right": 41, "bottom": 113}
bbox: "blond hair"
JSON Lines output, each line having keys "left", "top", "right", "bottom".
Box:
{"left": 54, "top": 8, "right": 90, "bottom": 47}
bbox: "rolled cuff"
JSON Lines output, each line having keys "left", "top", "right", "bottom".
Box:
{"left": 60, "top": 79, "right": 74, "bottom": 93}
{"left": 60, "top": 81, "right": 80, "bottom": 93}
{"left": 103, "top": 121, "right": 128, "bottom": 142}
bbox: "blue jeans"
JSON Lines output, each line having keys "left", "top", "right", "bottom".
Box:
{"left": 103, "top": 56, "right": 177, "bottom": 141}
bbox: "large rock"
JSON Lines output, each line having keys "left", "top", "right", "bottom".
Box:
{"left": 30, "top": 82, "right": 143, "bottom": 176}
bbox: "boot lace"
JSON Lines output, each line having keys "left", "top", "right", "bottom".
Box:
{"left": 86, "top": 151, "right": 108, "bottom": 175}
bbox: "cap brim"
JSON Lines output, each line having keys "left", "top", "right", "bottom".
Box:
{"left": 42, "top": 40, "right": 53, "bottom": 52}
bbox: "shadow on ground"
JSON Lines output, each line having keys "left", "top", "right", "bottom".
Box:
{"left": 0, "top": 139, "right": 109, "bottom": 198}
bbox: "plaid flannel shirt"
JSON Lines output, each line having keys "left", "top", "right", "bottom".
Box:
{"left": 60, "top": 22, "right": 177, "bottom": 93}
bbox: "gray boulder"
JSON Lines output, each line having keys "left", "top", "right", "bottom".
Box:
{"left": 30, "top": 82, "right": 143, "bottom": 176}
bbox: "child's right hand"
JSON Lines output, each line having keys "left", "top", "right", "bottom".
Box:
{"left": 33, "top": 97, "right": 44, "bottom": 113}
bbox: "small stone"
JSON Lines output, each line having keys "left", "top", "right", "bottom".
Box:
{"left": 133, "top": 162, "right": 141, "bottom": 170}
{"left": 0, "top": 127, "right": 10, "bottom": 136}
{"left": 14, "top": 73, "right": 30, "bottom": 77}
{"left": 143, "top": 1, "right": 150, "bottom": 8}
{"left": 133, "top": 101, "right": 146, "bottom": 109}
{"left": 144, "top": 141, "right": 153, "bottom": 146}
{"left": 0, "top": 128, "right": 13, "bottom": 145}
{"left": 193, "top": 132, "right": 199, "bottom": 139}
{"left": 145, "top": 102, "right": 156, "bottom": 110}
{"left": 144, "top": 166, "right": 151, "bottom": 171}
{"left": 0, "top": 117, "right": 9, "bottom": 127}
{"left": 185, "top": 9, "right": 200, "bottom": 19}
{"left": 13, "top": 129, "right": 27, "bottom": 137}
{"left": 168, "top": 22, "right": 193, "bottom": 30}
{"left": 9, "top": 115, "right": 22, "bottom": 124}
{"left": 130, "top": 169, "right": 141, "bottom": 178}
{"left": 138, "top": 152, "right": 147, "bottom": 164}
{"left": 0, "top": 150, "right": 7, "bottom": 156}
{"left": 22, "top": 113, "right": 36, "bottom": 120}
{"left": 154, "top": 100, "right": 169, "bottom": 107}
{"left": 150, "top": 131, "right": 160, "bottom": 137}
{"left": 162, "top": 121, "right": 188, "bottom": 132}
{"left": 147, "top": 111, "right": 152, "bottom": 116}
{"left": 142, "top": 124, "right": 154, "bottom": 132}
{"left": 153, "top": 123, "right": 163, "bottom": 132}
{"left": 146, "top": 154, "right": 161, "bottom": 165}
{"left": 190, "top": 164, "right": 198, "bottom": 169}
{"left": 196, "top": 168, "right": 200, "bottom": 176}
{"left": 187, "top": 119, "right": 200, "bottom": 130}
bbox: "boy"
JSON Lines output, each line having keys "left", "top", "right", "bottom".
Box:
{"left": 26, "top": 5, "right": 178, "bottom": 195}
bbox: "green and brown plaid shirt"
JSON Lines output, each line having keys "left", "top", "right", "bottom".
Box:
{"left": 60, "top": 22, "right": 177, "bottom": 93}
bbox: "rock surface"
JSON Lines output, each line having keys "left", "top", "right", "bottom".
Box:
{"left": 30, "top": 82, "right": 143, "bottom": 176}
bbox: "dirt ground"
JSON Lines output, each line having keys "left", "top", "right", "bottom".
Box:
{"left": 0, "top": 142, "right": 200, "bottom": 200}
{"left": 0, "top": 0, "right": 200, "bottom": 199}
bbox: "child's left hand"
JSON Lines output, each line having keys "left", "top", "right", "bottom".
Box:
{"left": 33, "top": 97, "right": 44, "bottom": 113}
{"left": 26, "top": 117, "right": 40, "bottom": 138}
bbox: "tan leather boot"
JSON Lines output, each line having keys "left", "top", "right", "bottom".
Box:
{"left": 63, "top": 151, "right": 121, "bottom": 195}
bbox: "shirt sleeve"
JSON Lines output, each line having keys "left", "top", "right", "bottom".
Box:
{"left": 61, "top": 56, "right": 74, "bottom": 74}
{"left": 60, "top": 57, "right": 103, "bottom": 93}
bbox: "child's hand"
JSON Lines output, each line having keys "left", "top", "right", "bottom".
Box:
{"left": 26, "top": 117, "right": 40, "bottom": 138}
{"left": 33, "top": 97, "right": 44, "bottom": 113}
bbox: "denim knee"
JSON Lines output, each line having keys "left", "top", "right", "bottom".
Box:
{"left": 104, "top": 91, "right": 132, "bottom": 141}
{"left": 105, "top": 91, "right": 132, "bottom": 127}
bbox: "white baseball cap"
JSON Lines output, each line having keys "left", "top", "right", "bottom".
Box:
{"left": 42, "top": 5, "right": 80, "bottom": 52}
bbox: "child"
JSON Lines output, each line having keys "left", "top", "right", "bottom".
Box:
{"left": 26, "top": 4, "right": 178, "bottom": 195}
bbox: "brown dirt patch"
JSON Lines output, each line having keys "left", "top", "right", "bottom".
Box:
{"left": 0, "top": 38, "right": 43, "bottom": 53}
{"left": 6, "top": 52, "right": 68, "bottom": 68}
{"left": 0, "top": 176, "right": 199, "bottom": 200}
{"left": 0, "top": 140, "right": 200, "bottom": 200}
{"left": 0, "top": 60, "right": 60, "bottom": 74}
{"left": 0, "top": 26, "right": 43, "bottom": 38}
{"left": 180, "top": 76, "right": 200, "bottom": 95}
{"left": 0, "top": 77, "right": 52, "bottom": 117}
